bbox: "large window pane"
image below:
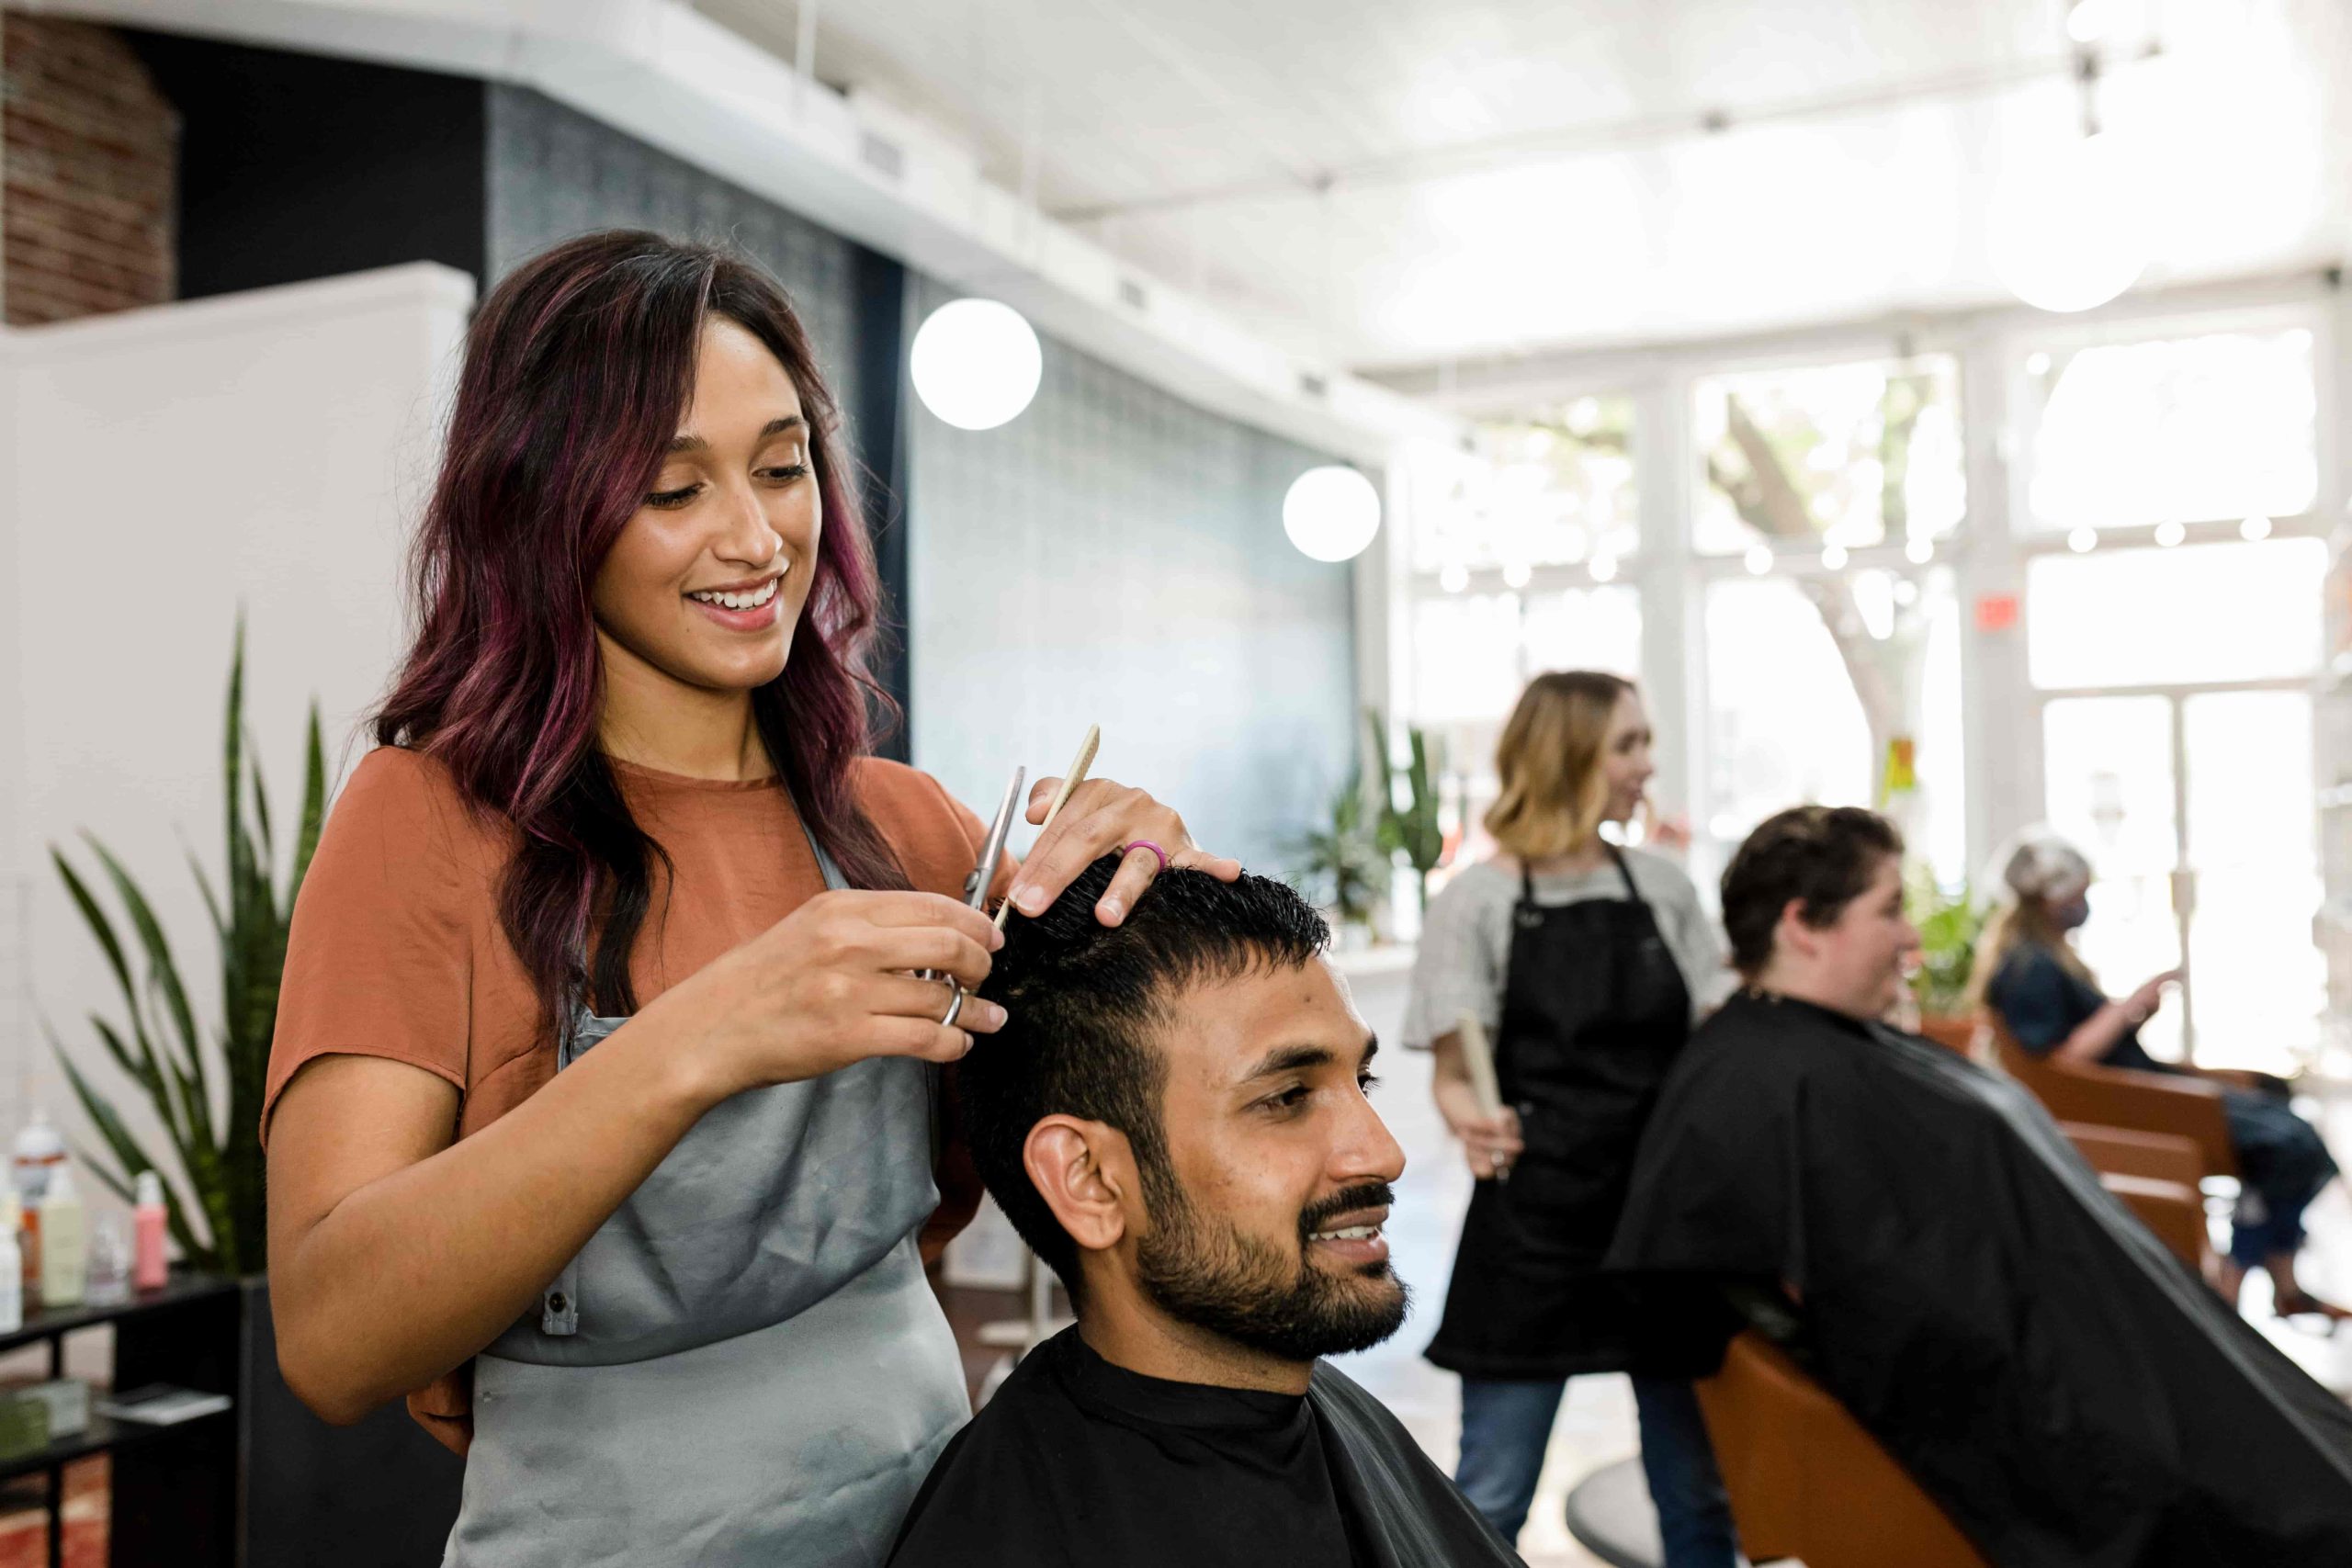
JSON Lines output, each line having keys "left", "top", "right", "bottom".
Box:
{"left": 2026, "top": 328, "right": 2317, "bottom": 531}
{"left": 1702, "top": 570, "right": 1961, "bottom": 877}
{"left": 1693, "top": 355, "right": 1963, "bottom": 558}
{"left": 1410, "top": 592, "right": 1526, "bottom": 725}
{"left": 2183, "top": 691, "right": 2323, "bottom": 1072}
{"left": 2026, "top": 538, "right": 2324, "bottom": 689}
{"left": 2041, "top": 696, "right": 2183, "bottom": 1060}
{"left": 1411, "top": 397, "right": 1639, "bottom": 573}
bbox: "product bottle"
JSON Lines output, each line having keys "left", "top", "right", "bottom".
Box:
{"left": 85, "top": 1216, "right": 130, "bottom": 1307}
{"left": 20, "top": 1197, "right": 39, "bottom": 1313}
{"left": 0, "top": 1193, "right": 24, "bottom": 1333}
{"left": 38, "top": 1168, "right": 84, "bottom": 1310}
{"left": 11, "top": 1111, "right": 63, "bottom": 1207}
{"left": 132, "top": 1171, "right": 168, "bottom": 1292}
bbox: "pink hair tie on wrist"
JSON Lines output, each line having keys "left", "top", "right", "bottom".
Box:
{"left": 1122, "top": 840, "right": 1170, "bottom": 874}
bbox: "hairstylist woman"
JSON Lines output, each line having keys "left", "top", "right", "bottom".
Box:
{"left": 1404, "top": 671, "right": 1737, "bottom": 1566}
{"left": 1975, "top": 832, "right": 2346, "bottom": 1322}
{"left": 262, "top": 231, "right": 1238, "bottom": 1567}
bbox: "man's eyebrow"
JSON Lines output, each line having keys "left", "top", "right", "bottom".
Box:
{"left": 1236, "top": 1033, "right": 1379, "bottom": 1085}
{"left": 666, "top": 414, "right": 806, "bottom": 454}
{"left": 1238, "top": 1043, "right": 1335, "bottom": 1083}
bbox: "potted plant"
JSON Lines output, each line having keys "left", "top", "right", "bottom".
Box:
{"left": 1293, "top": 770, "right": 1392, "bottom": 949}
{"left": 51, "top": 622, "right": 461, "bottom": 1564}
{"left": 1906, "top": 866, "right": 1984, "bottom": 1055}
{"left": 1364, "top": 708, "right": 1447, "bottom": 917}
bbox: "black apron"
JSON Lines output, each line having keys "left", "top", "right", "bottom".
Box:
{"left": 1426, "top": 846, "right": 1714, "bottom": 1380}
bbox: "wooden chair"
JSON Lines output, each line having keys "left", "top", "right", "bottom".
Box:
{"left": 1695, "top": 1334, "right": 1989, "bottom": 1568}
{"left": 1916, "top": 1013, "right": 1982, "bottom": 1057}
{"left": 1986, "top": 1014, "right": 2236, "bottom": 1180}
{"left": 2061, "top": 1122, "right": 2214, "bottom": 1277}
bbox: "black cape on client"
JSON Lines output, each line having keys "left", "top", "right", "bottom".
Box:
{"left": 887, "top": 1327, "right": 1522, "bottom": 1568}
{"left": 1605, "top": 989, "right": 2352, "bottom": 1568}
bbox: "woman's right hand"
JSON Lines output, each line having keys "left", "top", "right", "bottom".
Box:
{"left": 669, "top": 889, "right": 1008, "bottom": 1099}
{"left": 1446, "top": 1104, "right": 1525, "bottom": 1180}
{"left": 2125, "top": 969, "right": 2182, "bottom": 1021}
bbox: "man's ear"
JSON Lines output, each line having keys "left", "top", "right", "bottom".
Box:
{"left": 1023, "top": 1115, "right": 1136, "bottom": 1255}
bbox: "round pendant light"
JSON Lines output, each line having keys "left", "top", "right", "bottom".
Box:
{"left": 910, "top": 299, "right": 1043, "bottom": 431}
{"left": 1988, "top": 132, "right": 2153, "bottom": 314}
{"left": 1282, "top": 466, "right": 1382, "bottom": 563}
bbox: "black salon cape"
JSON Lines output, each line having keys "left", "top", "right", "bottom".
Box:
{"left": 887, "top": 1327, "right": 1523, "bottom": 1568}
{"left": 1604, "top": 990, "right": 2352, "bottom": 1568}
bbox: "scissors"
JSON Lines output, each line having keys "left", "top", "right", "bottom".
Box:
{"left": 926, "top": 765, "right": 1024, "bottom": 1028}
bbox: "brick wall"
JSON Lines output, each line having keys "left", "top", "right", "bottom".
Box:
{"left": 2, "top": 13, "right": 178, "bottom": 326}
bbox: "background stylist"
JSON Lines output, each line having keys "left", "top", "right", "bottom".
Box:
{"left": 1404, "top": 671, "right": 1736, "bottom": 1567}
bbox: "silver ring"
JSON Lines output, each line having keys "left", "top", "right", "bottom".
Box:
{"left": 939, "top": 983, "right": 965, "bottom": 1030}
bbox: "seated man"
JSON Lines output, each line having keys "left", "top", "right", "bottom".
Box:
{"left": 1607, "top": 806, "right": 2352, "bottom": 1568}
{"left": 889, "top": 857, "right": 1521, "bottom": 1568}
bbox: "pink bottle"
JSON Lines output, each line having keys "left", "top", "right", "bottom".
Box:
{"left": 132, "top": 1171, "right": 168, "bottom": 1292}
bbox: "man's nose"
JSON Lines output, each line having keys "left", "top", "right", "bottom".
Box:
{"left": 1335, "top": 1093, "right": 1407, "bottom": 1187}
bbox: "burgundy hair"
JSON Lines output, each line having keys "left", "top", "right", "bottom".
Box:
{"left": 376, "top": 230, "right": 906, "bottom": 1027}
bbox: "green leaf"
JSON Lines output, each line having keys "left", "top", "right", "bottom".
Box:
{"left": 49, "top": 852, "right": 138, "bottom": 1029}
{"left": 290, "top": 704, "right": 327, "bottom": 897}
{"left": 54, "top": 1042, "right": 214, "bottom": 1270}
{"left": 83, "top": 837, "right": 201, "bottom": 1076}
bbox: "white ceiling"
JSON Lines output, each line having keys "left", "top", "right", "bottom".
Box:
{"left": 693, "top": 0, "right": 2351, "bottom": 373}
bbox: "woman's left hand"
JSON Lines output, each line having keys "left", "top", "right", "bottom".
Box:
{"left": 1005, "top": 778, "right": 1241, "bottom": 928}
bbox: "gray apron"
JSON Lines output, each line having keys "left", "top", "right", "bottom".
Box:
{"left": 446, "top": 824, "right": 969, "bottom": 1567}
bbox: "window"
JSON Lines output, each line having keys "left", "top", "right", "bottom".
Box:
{"left": 1400, "top": 401, "right": 1646, "bottom": 863}
{"left": 2024, "top": 328, "right": 2317, "bottom": 531}
{"left": 1693, "top": 355, "right": 1964, "bottom": 558}
{"left": 2026, "top": 539, "right": 2325, "bottom": 689}
{"left": 1411, "top": 398, "right": 1638, "bottom": 575}
{"left": 1703, "top": 568, "right": 1964, "bottom": 877}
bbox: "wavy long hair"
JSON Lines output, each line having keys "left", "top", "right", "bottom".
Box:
{"left": 376, "top": 231, "right": 905, "bottom": 1030}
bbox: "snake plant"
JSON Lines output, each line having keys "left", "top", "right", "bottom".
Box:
{"left": 48, "top": 621, "right": 323, "bottom": 1275}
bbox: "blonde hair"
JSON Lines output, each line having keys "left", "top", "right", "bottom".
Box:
{"left": 1966, "top": 830, "right": 2096, "bottom": 1004}
{"left": 1484, "top": 671, "right": 1636, "bottom": 860}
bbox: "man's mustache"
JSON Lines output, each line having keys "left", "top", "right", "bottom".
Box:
{"left": 1298, "top": 1181, "right": 1396, "bottom": 1239}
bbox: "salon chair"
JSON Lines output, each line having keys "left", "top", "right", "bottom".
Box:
{"left": 1987, "top": 1015, "right": 2236, "bottom": 1182}
{"left": 1915, "top": 1013, "right": 1981, "bottom": 1056}
{"left": 1694, "top": 1333, "right": 1989, "bottom": 1568}
{"left": 2061, "top": 1122, "right": 2214, "bottom": 1277}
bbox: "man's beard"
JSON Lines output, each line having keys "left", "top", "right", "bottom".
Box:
{"left": 1134, "top": 1179, "right": 1408, "bottom": 1363}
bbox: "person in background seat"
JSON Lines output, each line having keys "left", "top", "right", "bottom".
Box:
{"left": 1974, "top": 831, "right": 2346, "bottom": 1323}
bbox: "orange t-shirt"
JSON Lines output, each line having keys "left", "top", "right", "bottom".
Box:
{"left": 264, "top": 745, "right": 1001, "bottom": 1450}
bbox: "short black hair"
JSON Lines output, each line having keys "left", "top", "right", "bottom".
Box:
{"left": 961, "top": 855, "right": 1330, "bottom": 1295}
{"left": 1720, "top": 805, "right": 1905, "bottom": 976}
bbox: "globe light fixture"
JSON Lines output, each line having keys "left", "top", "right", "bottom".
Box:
{"left": 1590, "top": 554, "right": 1619, "bottom": 583}
{"left": 2242, "top": 514, "right": 2274, "bottom": 541}
{"left": 1905, "top": 536, "right": 1935, "bottom": 565}
{"left": 1439, "top": 562, "right": 1470, "bottom": 593}
{"left": 910, "top": 299, "right": 1043, "bottom": 430}
{"left": 1989, "top": 131, "right": 2153, "bottom": 313}
{"left": 1821, "top": 542, "right": 1849, "bottom": 571}
{"left": 2154, "top": 520, "right": 2186, "bottom": 547}
{"left": 1745, "top": 543, "right": 1773, "bottom": 576}
{"left": 2068, "top": 526, "right": 2098, "bottom": 553}
{"left": 1282, "top": 466, "right": 1382, "bottom": 562}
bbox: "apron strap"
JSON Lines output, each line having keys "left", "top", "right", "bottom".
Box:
{"left": 1601, "top": 841, "right": 1646, "bottom": 907}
